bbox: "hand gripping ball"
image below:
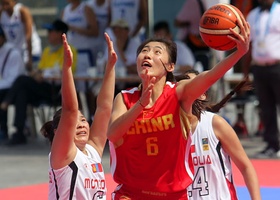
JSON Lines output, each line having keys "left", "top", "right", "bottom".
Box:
{"left": 199, "top": 3, "right": 244, "bottom": 51}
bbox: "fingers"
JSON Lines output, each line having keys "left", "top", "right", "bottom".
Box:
{"left": 104, "top": 32, "right": 113, "bottom": 51}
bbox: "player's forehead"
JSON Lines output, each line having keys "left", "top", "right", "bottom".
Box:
{"left": 143, "top": 42, "right": 167, "bottom": 51}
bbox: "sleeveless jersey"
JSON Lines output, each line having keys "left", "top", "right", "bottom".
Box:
{"left": 0, "top": 3, "right": 41, "bottom": 63}
{"left": 63, "top": 2, "right": 94, "bottom": 91}
{"left": 110, "top": 0, "right": 140, "bottom": 36}
{"left": 110, "top": 82, "right": 194, "bottom": 198}
{"left": 187, "top": 111, "right": 238, "bottom": 200}
{"left": 48, "top": 144, "right": 106, "bottom": 200}
{"left": 62, "top": 2, "right": 93, "bottom": 50}
{"left": 87, "top": 0, "right": 110, "bottom": 65}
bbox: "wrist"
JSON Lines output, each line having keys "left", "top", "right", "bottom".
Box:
{"left": 138, "top": 100, "right": 145, "bottom": 108}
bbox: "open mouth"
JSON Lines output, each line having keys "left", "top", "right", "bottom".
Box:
{"left": 142, "top": 61, "right": 152, "bottom": 67}
{"left": 77, "top": 131, "right": 87, "bottom": 135}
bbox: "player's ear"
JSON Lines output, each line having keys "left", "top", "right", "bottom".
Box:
{"left": 167, "top": 63, "right": 175, "bottom": 72}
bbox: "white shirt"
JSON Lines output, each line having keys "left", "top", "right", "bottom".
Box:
{"left": 174, "top": 40, "right": 195, "bottom": 75}
{"left": 62, "top": 2, "right": 93, "bottom": 50}
{"left": 87, "top": 0, "right": 110, "bottom": 65}
{"left": 48, "top": 144, "right": 106, "bottom": 200}
{"left": 0, "top": 42, "right": 24, "bottom": 89}
{"left": 110, "top": 0, "right": 141, "bottom": 36}
{"left": 0, "top": 3, "right": 41, "bottom": 62}
{"left": 247, "top": 2, "right": 280, "bottom": 62}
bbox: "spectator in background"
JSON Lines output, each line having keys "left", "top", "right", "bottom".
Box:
{"left": 62, "top": 0, "right": 99, "bottom": 121}
{"left": 229, "top": 0, "right": 260, "bottom": 137}
{"left": 174, "top": 0, "right": 211, "bottom": 71}
{"left": 231, "top": 0, "right": 259, "bottom": 18}
{"left": 153, "top": 21, "right": 195, "bottom": 75}
{"left": 108, "top": 0, "right": 148, "bottom": 42}
{"left": 0, "top": 25, "right": 24, "bottom": 142}
{"left": 0, "top": 0, "right": 41, "bottom": 72}
{"left": 61, "top": 0, "right": 99, "bottom": 91}
{"left": 87, "top": 0, "right": 110, "bottom": 67}
{"left": 105, "top": 19, "right": 140, "bottom": 93}
{"left": 0, "top": 19, "right": 77, "bottom": 145}
{"left": 243, "top": 0, "right": 280, "bottom": 158}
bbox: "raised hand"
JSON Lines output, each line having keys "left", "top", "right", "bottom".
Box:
{"left": 104, "top": 32, "right": 117, "bottom": 67}
{"left": 62, "top": 33, "right": 73, "bottom": 69}
{"left": 228, "top": 13, "right": 250, "bottom": 55}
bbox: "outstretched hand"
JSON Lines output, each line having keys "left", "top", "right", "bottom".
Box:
{"left": 104, "top": 32, "right": 117, "bottom": 67}
{"left": 62, "top": 33, "right": 73, "bottom": 69}
{"left": 228, "top": 13, "right": 250, "bottom": 55}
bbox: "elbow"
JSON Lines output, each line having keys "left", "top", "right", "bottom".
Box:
{"left": 106, "top": 129, "right": 117, "bottom": 143}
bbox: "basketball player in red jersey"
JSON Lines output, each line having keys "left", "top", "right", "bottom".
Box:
{"left": 107, "top": 13, "right": 250, "bottom": 200}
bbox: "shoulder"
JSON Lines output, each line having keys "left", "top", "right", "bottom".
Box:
{"left": 212, "top": 114, "right": 226, "bottom": 126}
{"left": 212, "top": 114, "right": 233, "bottom": 140}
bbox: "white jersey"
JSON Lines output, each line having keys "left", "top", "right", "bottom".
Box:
{"left": 62, "top": 2, "right": 93, "bottom": 50}
{"left": 48, "top": 144, "right": 106, "bottom": 200}
{"left": 110, "top": 0, "right": 140, "bottom": 36}
{"left": 188, "top": 111, "right": 238, "bottom": 200}
{"left": 0, "top": 3, "right": 41, "bottom": 63}
{"left": 87, "top": 0, "right": 110, "bottom": 65}
{"left": 62, "top": 2, "right": 95, "bottom": 91}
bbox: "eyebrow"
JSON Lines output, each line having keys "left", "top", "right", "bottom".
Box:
{"left": 143, "top": 45, "right": 163, "bottom": 50}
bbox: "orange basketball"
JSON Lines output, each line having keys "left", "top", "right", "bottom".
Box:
{"left": 199, "top": 4, "right": 243, "bottom": 51}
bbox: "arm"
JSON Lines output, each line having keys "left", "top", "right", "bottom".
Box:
{"left": 241, "top": 42, "right": 253, "bottom": 76}
{"left": 213, "top": 115, "right": 261, "bottom": 200}
{"left": 88, "top": 33, "right": 117, "bottom": 156}
{"left": 68, "top": 5, "right": 99, "bottom": 37}
{"left": 107, "top": 70, "right": 155, "bottom": 143}
{"left": 20, "top": 6, "right": 33, "bottom": 71}
{"left": 50, "top": 34, "right": 78, "bottom": 169}
{"left": 131, "top": 0, "right": 148, "bottom": 37}
{"left": 177, "top": 14, "right": 250, "bottom": 111}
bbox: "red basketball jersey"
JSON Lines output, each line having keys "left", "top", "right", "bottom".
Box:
{"left": 110, "top": 82, "right": 194, "bottom": 198}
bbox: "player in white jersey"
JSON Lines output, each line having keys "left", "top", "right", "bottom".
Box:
{"left": 0, "top": 0, "right": 41, "bottom": 71}
{"left": 62, "top": 0, "right": 99, "bottom": 91}
{"left": 109, "top": 0, "right": 148, "bottom": 40}
{"left": 87, "top": 0, "right": 110, "bottom": 66}
{"left": 41, "top": 33, "right": 116, "bottom": 200}
{"left": 176, "top": 70, "right": 261, "bottom": 200}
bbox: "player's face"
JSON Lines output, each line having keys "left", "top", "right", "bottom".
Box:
{"left": 1, "top": 0, "right": 15, "bottom": 13}
{"left": 74, "top": 112, "right": 90, "bottom": 143}
{"left": 136, "top": 41, "right": 171, "bottom": 77}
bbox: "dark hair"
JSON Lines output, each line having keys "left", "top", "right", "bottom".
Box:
{"left": 40, "top": 108, "right": 62, "bottom": 145}
{"left": 137, "top": 37, "right": 177, "bottom": 82}
{"left": 176, "top": 70, "right": 252, "bottom": 115}
{"left": 153, "top": 21, "right": 170, "bottom": 33}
